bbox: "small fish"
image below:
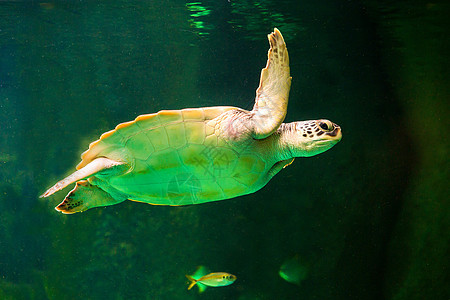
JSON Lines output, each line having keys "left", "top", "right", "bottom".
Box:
{"left": 186, "top": 267, "right": 236, "bottom": 292}
{"left": 279, "top": 255, "right": 308, "bottom": 285}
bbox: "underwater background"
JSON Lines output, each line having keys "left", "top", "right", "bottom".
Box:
{"left": 0, "top": 0, "right": 448, "bottom": 299}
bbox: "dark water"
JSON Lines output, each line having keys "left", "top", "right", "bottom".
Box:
{"left": 0, "top": 1, "right": 448, "bottom": 299}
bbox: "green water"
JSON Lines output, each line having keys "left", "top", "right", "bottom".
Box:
{"left": 0, "top": 1, "right": 448, "bottom": 299}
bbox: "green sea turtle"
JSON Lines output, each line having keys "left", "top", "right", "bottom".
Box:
{"left": 41, "top": 28, "right": 342, "bottom": 214}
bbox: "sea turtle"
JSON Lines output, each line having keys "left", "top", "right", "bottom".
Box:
{"left": 41, "top": 28, "right": 342, "bottom": 214}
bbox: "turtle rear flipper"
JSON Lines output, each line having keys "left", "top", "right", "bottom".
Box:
{"left": 56, "top": 180, "right": 123, "bottom": 214}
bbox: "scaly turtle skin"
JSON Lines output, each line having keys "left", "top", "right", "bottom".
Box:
{"left": 41, "top": 29, "right": 342, "bottom": 214}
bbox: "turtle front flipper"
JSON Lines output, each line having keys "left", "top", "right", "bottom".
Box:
{"left": 56, "top": 180, "right": 125, "bottom": 214}
{"left": 40, "top": 157, "right": 126, "bottom": 198}
{"left": 251, "top": 28, "right": 292, "bottom": 139}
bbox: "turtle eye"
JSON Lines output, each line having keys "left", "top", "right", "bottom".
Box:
{"left": 319, "top": 121, "right": 333, "bottom": 132}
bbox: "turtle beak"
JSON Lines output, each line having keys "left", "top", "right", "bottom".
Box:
{"left": 325, "top": 124, "right": 342, "bottom": 141}
{"left": 333, "top": 125, "right": 342, "bottom": 141}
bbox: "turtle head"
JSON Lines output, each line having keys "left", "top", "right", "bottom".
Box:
{"left": 282, "top": 120, "right": 342, "bottom": 157}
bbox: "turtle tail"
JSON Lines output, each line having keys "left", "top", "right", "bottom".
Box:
{"left": 40, "top": 157, "right": 124, "bottom": 198}
{"left": 186, "top": 275, "right": 197, "bottom": 291}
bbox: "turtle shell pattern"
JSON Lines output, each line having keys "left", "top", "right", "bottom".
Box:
{"left": 78, "top": 106, "right": 269, "bottom": 205}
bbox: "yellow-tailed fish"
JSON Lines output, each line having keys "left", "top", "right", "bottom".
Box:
{"left": 186, "top": 266, "right": 236, "bottom": 292}
{"left": 187, "top": 266, "right": 209, "bottom": 293}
